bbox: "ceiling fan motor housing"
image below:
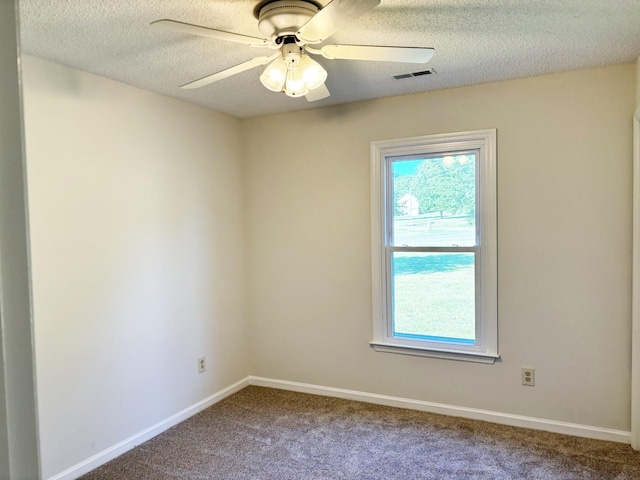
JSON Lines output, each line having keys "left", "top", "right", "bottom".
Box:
{"left": 257, "top": 0, "right": 319, "bottom": 43}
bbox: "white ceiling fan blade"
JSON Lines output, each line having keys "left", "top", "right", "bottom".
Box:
{"left": 315, "top": 44, "right": 434, "bottom": 63}
{"left": 297, "top": 0, "right": 380, "bottom": 44}
{"left": 151, "top": 19, "right": 270, "bottom": 47}
{"left": 305, "top": 83, "right": 330, "bottom": 102}
{"left": 181, "top": 55, "right": 277, "bottom": 89}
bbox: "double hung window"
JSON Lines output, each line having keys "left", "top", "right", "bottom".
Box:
{"left": 370, "top": 130, "right": 497, "bottom": 363}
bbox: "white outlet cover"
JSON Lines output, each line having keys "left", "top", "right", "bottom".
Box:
{"left": 521, "top": 368, "right": 535, "bottom": 386}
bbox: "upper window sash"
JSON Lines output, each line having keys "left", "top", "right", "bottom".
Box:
{"left": 385, "top": 149, "right": 480, "bottom": 248}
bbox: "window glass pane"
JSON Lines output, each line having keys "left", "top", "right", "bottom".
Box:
{"left": 392, "top": 252, "right": 475, "bottom": 343}
{"left": 392, "top": 154, "right": 476, "bottom": 247}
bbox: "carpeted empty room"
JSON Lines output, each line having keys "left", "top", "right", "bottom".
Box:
{"left": 80, "top": 387, "right": 640, "bottom": 479}
{"left": 7, "top": 1, "right": 640, "bottom": 478}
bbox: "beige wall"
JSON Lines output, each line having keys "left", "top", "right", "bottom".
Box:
{"left": 243, "top": 64, "right": 635, "bottom": 431}
{"left": 22, "top": 56, "right": 248, "bottom": 478}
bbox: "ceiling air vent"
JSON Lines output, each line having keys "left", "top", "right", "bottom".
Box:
{"left": 393, "top": 68, "right": 437, "bottom": 80}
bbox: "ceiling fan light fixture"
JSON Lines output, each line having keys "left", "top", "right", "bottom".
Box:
{"left": 260, "top": 57, "right": 289, "bottom": 92}
{"left": 261, "top": 51, "right": 327, "bottom": 97}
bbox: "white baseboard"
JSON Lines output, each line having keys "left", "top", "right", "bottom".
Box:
{"left": 47, "top": 376, "right": 251, "bottom": 480}
{"left": 50, "top": 374, "right": 631, "bottom": 480}
{"left": 249, "top": 376, "right": 631, "bottom": 444}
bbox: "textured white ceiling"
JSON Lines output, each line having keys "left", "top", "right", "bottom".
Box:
{"left": 18, "top": 0, "right": 640, "bottom": 119}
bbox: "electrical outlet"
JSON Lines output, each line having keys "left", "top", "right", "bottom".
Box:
{"left": 198, "top": 356, "right": 206, "bottom": 374}
{"left": 521, "top": 367, "right": 535, "bottom": 386}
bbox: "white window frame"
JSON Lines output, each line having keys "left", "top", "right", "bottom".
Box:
{"left": 370, "top": 129, "right": 498, "bottom": 364}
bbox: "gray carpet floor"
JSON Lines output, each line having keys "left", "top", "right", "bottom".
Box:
{"left": 80, "top": 386, "right": 640, "bottom": 479}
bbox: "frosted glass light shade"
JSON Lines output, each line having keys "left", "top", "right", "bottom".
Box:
{"left": 260, "top": 57, "right": 288, "bottom": 92}
{"left": 299, "top": 55, "right": 327, "bottom": 90}
{"left": 284, "top": 65, "right": 309, "bottom": 97}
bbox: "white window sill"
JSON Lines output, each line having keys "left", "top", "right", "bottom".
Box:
{"left": 369, "top": 341, "right": 499, "bottom": 364}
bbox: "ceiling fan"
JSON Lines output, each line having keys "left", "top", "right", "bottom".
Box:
{"left": 151, "top": 0, "right": 434, "bottom": 102}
